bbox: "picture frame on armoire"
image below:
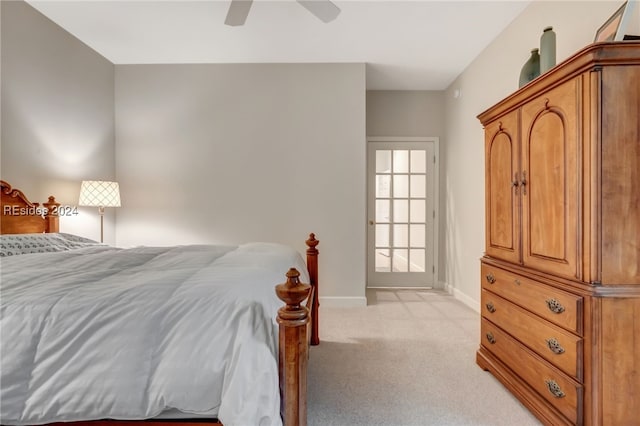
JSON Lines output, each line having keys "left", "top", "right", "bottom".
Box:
{"left": 594, "top": 0, "right": 638, "bottom": 42}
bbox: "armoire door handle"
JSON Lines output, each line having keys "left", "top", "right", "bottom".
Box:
{"left": 512, "top": 172, "right": 520, "bottom": 194}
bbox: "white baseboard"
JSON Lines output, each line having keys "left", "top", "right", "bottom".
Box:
{"left": 445, "top": 283, "right": 480, "bottom": 313}
{"left": 319, "top": 296, "right": 368, "bottom": 308}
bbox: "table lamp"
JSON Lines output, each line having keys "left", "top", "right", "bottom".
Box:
{"left": 79, "top": 180, "right": 121, "bottom": 243}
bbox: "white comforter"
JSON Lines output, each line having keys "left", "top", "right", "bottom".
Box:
{"left": 0, "top": 242, "right": 308, "bottom": 426}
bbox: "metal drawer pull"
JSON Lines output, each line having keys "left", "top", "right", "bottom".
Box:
{"left": 486, "top": 332, "right": 496, "bottom": 344}
{"left": 485, "top": 302, "right": 496, "bottom": 313}
{"left": 545, "top": 380, "right": 566, "bottom": 398}
{"left": 546, "top": 338, "right": 565, "bottom": 354}
{"left": 485, "top": 273, "right": 496, "bottom": 284}
{"left": 546, "top": 298, "right": 565, "bottom": 314}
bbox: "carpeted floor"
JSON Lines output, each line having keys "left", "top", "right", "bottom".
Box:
{"left": 307, "top": 289, "right": 542, "bottom": 426}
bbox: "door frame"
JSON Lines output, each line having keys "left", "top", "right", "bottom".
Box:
{"left": 366, "top": 136, "right": 440, "bottom": 288}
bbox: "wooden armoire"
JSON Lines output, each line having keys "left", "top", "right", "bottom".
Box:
{"left": 476, "top": 42, "right": 640, "bottom": 425}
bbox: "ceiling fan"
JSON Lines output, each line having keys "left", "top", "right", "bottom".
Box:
{"left": 225, "top": 0, "right": 341, "bottom": 26}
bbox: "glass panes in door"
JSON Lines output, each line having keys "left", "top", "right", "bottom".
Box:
{"left": 374, "top": 148, "right": 428, "bottom": 273}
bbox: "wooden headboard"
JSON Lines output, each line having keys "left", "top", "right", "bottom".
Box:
{"left": 0, "top": 180, "right": 60, "bottom": 234}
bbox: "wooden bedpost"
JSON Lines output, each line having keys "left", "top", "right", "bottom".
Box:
{"left": 43, "top": 196, "right": 60, "bottom": 233}
{"left": 276, "top": 268, "right": 311, "bottom": 426}
{"left": 305, "top": 233, "right": 320, "bottom": 346}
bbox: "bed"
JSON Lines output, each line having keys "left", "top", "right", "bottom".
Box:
{"left": 0, "top": 180, "right": 319, "bottom": 426}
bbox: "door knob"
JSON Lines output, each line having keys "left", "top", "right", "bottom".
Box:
{"left": 369, "top": 220, "right": 375, "bottom": 225}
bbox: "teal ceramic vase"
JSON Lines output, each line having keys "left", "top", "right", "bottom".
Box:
{"left": 519, "top": 48, "right": 540, "bottom": 88}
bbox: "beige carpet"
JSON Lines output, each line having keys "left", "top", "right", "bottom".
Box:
{"left": 307, "top": 289, "right": 542, "bottom": 425}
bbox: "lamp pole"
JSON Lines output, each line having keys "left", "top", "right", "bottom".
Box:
{"left": 98, "top": 206, "right": 105, "bottom": 243}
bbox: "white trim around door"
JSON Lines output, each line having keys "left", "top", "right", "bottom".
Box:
{"left": 366, "top": 136, "right": 440, "bottom": 289}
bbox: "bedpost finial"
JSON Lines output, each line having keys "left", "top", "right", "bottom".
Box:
{"left": 43, "top": 196, "right": 60, "bottom": 217}
{"left": 306, "top": 233, "right": 319, "bottom": 254}
{"left": 276, "top": 268, "right": 311, "bottom": 323}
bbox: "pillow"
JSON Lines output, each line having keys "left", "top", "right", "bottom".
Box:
{"left": 0, "top": 233, "right": 100, "bottom": 257}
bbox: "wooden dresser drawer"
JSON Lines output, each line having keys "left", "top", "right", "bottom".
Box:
{"left": 481, "top": 319, "right": 582, "bottom": 424}
{"left": 481, "top": 263, "right": 583, "bottom": 334}
{"left": 481, "top": 290, "right": 582, "bottom": 380}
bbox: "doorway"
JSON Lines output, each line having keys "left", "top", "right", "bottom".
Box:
{"left": 367, "top": 137, "right": 439, "bottom": 288}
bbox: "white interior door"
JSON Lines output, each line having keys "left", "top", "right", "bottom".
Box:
{"left": 367, "top": 138, "right": 438, "bottom": 287}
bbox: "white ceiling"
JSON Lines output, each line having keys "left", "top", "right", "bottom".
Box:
{"left": 26, "top": 0, "right": 532, "bottom": 90}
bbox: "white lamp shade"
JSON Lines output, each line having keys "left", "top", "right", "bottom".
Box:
{"left": 79, "top": 181, "right": 121, "bottom": 207}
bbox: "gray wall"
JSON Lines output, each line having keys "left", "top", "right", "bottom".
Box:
{"left": 8, "top": 0, "right": 624, "bottom": 307}
{"left": 366, "top": 90, "right": 445, "bottom": 137}
{"left": 115, "top": 63, "right": 367, "bottom": 305}
{"left": 443, "top": 0, "right": 631, "bottom": 310}
{"left": 1, "top": 1, "right": 115, "bottom": 242}
{"left": 366, "top": 90, "right": 447, "bottom": 286}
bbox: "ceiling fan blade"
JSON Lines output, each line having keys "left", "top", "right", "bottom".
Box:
{"left": 297, "top": 0, "right": 341, "bottom": 23}
{"left": 225, "top": 0, "right": 254, "bottom": 26}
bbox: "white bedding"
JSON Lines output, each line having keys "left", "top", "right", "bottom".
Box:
{"left": 0, "top": 236, "right": 309, "bottom": 426}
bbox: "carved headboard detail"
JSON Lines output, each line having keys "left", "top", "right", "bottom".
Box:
{"left": 1, "top": 180, "right": 60, "bottom": 234}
